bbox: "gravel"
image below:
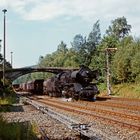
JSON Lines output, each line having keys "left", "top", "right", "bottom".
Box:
{"left": 1, "top": 103, "right": 80, "bottom": 140}
{"left": 1, "top": 97, "right": 140, "bottom": 140}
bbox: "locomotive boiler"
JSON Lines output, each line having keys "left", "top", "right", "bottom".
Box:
{"left": 43, "top": 65, "right": 99, "bottom": 100}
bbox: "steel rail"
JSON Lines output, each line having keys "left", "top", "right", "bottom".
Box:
{"left": 22, "top": 97, "right": 99, "bottom": 139}
{"left": 37, "top": 99, "right": 140, "bottom": 131}
{"left": 42, "top": 98, "right": 140, "bottom": 122}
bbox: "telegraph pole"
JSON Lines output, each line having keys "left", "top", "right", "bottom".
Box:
{"left": 2, "top": 9, "right": 7, "bottom": 86}
{"left": 105, "top": 48, "right": 117, "bottom": 96}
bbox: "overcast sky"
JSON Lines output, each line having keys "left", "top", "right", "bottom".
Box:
{"left": 0, "top": 0, "right": 139, "bottom": 68}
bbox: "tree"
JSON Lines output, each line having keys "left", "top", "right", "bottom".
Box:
{"left": 71, "top": 20, "right": 101, "bottom": 66}
{"left": 86, "top": 20, "right": 101, "bottom": 66}
{"left": 71, "top": 34, "right": 86, "bottom": 52}
{"left": 106, "top": 16, "right": 131, "bottom": 39}
{"left": 71, "top": 34, "right": 86, "bottom": 65}
{"left": 100, "top": 17, "right": 132, "bottom": 84}
{"left": 111, "top": 36, "right": 135, "bottom": 83}
{"left": 130, "top": 39, "right": 140, "bottom": 82}
{"left": 87, "top": 20, "right": 101, "bottom": 46}
{"left": 57, "top": 41, "right": 68, "bottom": 54}
{"left": 63, "top": 48, "right": 79, "bottom": 67}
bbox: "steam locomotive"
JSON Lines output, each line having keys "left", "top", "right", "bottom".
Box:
{"left": 14, "top": 65, "right": 99, "bottom": 100}
{"left": 43, "top": 65, "right": 99, "bottom": 100}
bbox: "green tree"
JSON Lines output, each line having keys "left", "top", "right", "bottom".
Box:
{"left": 63, "top": 48, "right": 79, "bottom": 67}
{"left": 106, "top": 16, "right": 131, "bottom": 39}
{"left": 71, "top": 34, "right": 86, "bottom": 52}
{"left": 86, "top": 20, "right": 101, "bottom": 66}
{"left": 100, "top": 17, "right": 132, "bottom": 84}
{"left": 71, "top": 34, "right": 86, "bottom": 65}
{"left": 71, "top": 20, "right": 101, "bottom": 66}
{"left": 38, "top": 41, "right": 69, "bottom": 67}
{"left": 130, "top": 39, "right": 140, "bottom": 82}
{"left": 111, "top": 36, "right": 135, "bottom": 83}
{"left": 57, "top": 41, "right": 68, "bottom": 54}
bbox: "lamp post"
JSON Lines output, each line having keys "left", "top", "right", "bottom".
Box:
{"left": 2, "top": 9, "right": 7, "bottom": 86}
{"left": 0, "top": 40, "right": 2, "bottom": 52}
{"left": 10, "top": 51, "right": 13, "bottom": 68}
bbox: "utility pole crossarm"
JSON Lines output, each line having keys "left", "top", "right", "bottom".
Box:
{"left": 105, "top": 48, "right": 117, "bottom": 52}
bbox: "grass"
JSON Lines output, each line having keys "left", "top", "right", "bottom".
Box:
{"left": 112, "top": 83, "right": 140, "bottom": 99}
{"left": 0, "top": 95, "right": 17, "bottom": 105}
{"left": 0, "top": 93, "right": 38, "bottom": 140}
{"left": 0, "top": 115, "right": 37, "bottom": 140}
{"left": 0, "top": 94, "right": 17, "bottom": 112}
{"left": 98, "top": 83, "right": 140, "bottom": 99}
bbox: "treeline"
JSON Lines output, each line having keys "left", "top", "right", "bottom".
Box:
{"left": 0, "top": 54, "right": 12, "bottom": 71}
{"left": 0, "top": 47, "right": 12, "bottom": 86}
{"left": 38, "top": 17, "right": 140, "bottom": 84}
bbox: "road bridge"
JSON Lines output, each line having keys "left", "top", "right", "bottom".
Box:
{"left": 0, "top": 67, "right": 78, "bottom": 81}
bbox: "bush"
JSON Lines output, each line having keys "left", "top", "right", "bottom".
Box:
{"left": 0, "top": 115, "right": 37, "bottom": 140}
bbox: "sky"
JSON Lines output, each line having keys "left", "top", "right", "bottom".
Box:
{"left": 0, "top": 0, "right": 140, "bottom": 68}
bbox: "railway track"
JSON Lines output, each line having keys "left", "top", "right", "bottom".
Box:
{"left": 23, "top": 97, "right": 98, "bottom": 139}
{"left": 97, "top": 96, "right": 140, "bottom": 102}
{"left": 78, "top": 98, "right": 140, "bottom": 112}
{"left": 39, "top": 98, "right": 140, "bottom": 122}
{"left": 35, "top": 98, "right": 140, "bottom": 131}
{"left": 17, "top": 93, "right": 140, "bottom": 139}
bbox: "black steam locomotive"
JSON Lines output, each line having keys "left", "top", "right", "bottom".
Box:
{"left": 43, "top": 65, "right": 99, "bottom": 100}
{"left": 14, "top": 65, "right": 99, "bottom": 100}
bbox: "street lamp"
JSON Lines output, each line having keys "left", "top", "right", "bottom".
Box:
{"left": 2, "top": 9, "right": 7, "bottom": 86}
{"left": 11, "top": 51, "right": 13, "bottom": 68}
{"left": 0, "top": 40, "right": 2, "bottom": 52}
